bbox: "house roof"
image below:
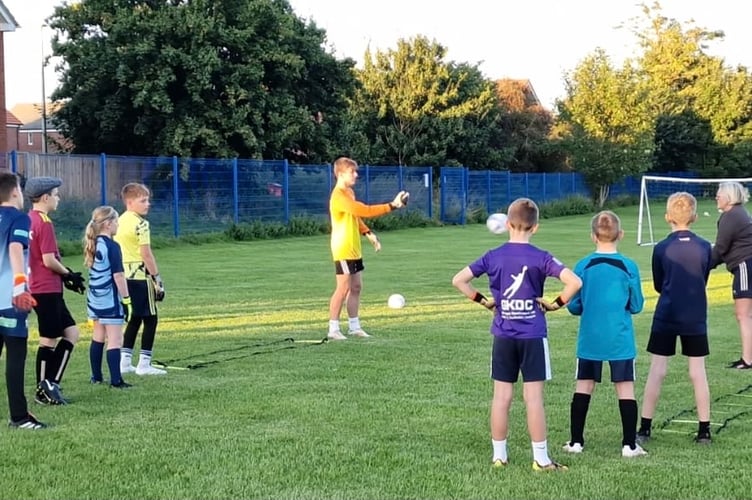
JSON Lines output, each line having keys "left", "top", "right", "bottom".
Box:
{"left": 0, "top": 1, "right": 19, "bottom": 32}
{"left": 20, "top": 117, "right": 58, "bottom": 132}
{"left": 10, "top": 102, "right": 63, "bottom": 125}
{"left": 5, "top": 110, "right": 22, "bottom": 127}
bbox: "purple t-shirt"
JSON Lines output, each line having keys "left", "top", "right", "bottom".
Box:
{"left": 469, "top": 242, "right": 566, "bottom": 339}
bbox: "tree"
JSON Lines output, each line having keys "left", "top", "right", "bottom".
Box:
{"left": 351, "top": 36, "right": 498, "bottom": 167}
{"left": 48, "top": 0, "right": 357, "bottom": 160}
{"left": 557, "top": 49, "right": 653, "bottom": 206}
{"left": 494, "top": 79, "right": 561, "bottom": 172}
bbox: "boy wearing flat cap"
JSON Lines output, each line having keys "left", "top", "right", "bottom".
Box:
{"left": 26, "top": 176, "right": 84, "bottom": 405}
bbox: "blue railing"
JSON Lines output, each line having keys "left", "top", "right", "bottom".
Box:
{"left": 9, "top": 151, "right": 679, "bottom": 237}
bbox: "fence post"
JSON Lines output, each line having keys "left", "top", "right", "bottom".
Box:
{"left": 427, "top": 167, "right": 433, "bottom": 219}
{"left": 9, "top": 150, "right": 16, "bottom": 173}
{"left": 398, "top": 164, "right": 404, "bottom": 192}
{"left": 572, "top": 172, "right": 576, "bottom": 194}
{"left": 172, "top": 156, "right": 180, "bottom": 238}
{"left": 283, "top": 159, "right": 290, "bottom": 224}
{"left": 486, "top": 170, "right": 491, "bottom": 213}
{"left": 99, "top": 153, "right": 107, "bottom": 205}
{"left": 542, "top": 173, "right": 547, "bottom": 203}
{"left": 364, "top": 164, "right": 370, "bottom": 203}
{"left": 232, "top": 157, "right": 239, "bottom": 224}
{"left": 506, "top": 171, "right": 512, "bottom": 206}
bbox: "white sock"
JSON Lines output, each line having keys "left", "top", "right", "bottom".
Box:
{"left": 492, "top": 439, "right": 508, "bottom": 462}
{"left": 532, "top": 440, "right": 551, "bottom": 466}
{"left": 138, "top": 354, "right": 152, "bottom": 367}
{"left": 348, "top": 317, "right": 361, "bottom": 332}
{"left": 329, "top": 320, "right": 340, "bottom": 334}
{"left": 120, "top": 352, "right": 132, "bottom": 367}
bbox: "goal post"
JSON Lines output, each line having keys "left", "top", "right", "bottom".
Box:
{"left": 637, "top": 175, "right": 752, "bottom": 246}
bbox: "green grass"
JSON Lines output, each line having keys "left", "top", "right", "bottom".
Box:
{"left": 4, "top": 204, "right": 752, "bottom": 500}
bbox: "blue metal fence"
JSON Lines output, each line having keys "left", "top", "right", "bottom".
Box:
{"left": 10, "top": 151, "right": 668, "bottom": 237}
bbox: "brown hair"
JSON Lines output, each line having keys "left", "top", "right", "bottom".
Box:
{"left": 591, "top": 210, "right": 621, "bottom": 243}
{"left": 0, "top": 172, "right": 20, "bottom": 202}
{"left": 666, "top": 192, "right": 697, "bottom": 226}
{"left": 333, "top": 157, "right": 358, "bottom": 178}
{"left": 506, "top": 198, "right": 539, "bottom": 231}
{"left": 121, "top": 182, "right": 150, "bottom": 201}
{"left": 83, "top": 206, "right": 119, "bottom": 268}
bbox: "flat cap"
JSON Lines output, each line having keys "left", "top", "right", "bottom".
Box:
{"left": 25, "top": 177, "right": 63, "bottom": 199}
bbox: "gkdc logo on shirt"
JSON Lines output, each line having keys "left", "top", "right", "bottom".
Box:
{"left": 500, "top": 265, "right": 534, "bottom": 312}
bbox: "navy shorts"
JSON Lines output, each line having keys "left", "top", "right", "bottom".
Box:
{"left": 491, "top": 336, "right": 551, "bottom": 383}
{"left": 647, "top": 332, "right": 709, "bottom": 357}
{"left": 334, "top": 259, "right": 364, "bottom": 275}
{"left": 0, "top": 308, "right": 29, "bottom": 339}
{"left": 575, "top": 358, "right": 635, "bottom": 383}
{"left": 732, "top": 259, "right": 752, "bottom": 299}
{"left": 32, "top": 293, "right": 77, "bottom": 338}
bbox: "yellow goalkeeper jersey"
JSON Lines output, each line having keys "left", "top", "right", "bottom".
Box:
{"left": 329, "top": 186, "right": 392, "bottom": 261}
{"left": 114, "top": 210, "right": 151, "bottom": 280}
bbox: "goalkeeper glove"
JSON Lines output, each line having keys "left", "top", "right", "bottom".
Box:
{"left": 12, "top": 274, "right": 37, "bottom": 312}
{"left": 121, "top": 296, "right": 133, "bottom": 323}
{"left": 63, "top": 267, "right": 86, "bottom": 294}
{"left": 152, "top": 274, "right": 165, "bottom": 302}
{"left": 364, "top": 231, "right": 381, "bottom": 252}
{"left": 389, "top": 191, "right": 410, "bottom": 209}
{"left": 536, "top": 296, "right": 567, "bottom": 312}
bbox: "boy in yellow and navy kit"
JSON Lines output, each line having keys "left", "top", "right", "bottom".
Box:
{"left": 327, "top": 157, "right": 408, "bottom": 340}
{"left": 114, "top": 183, "right": 166, "bottom": 375}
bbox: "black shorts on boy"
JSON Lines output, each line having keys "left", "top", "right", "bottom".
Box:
{"left": 491, "top": 337, "right": 551, "bottom": 382}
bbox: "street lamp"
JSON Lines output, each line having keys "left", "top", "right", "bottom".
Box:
{"left": 40, "top": 25, "right": 48, "bottom": 154}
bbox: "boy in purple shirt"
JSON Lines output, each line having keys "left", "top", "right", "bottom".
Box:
{"left": 453, "top": 197, "right": 582, "bottom": 471}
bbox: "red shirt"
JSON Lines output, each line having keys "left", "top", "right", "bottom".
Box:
{"left": 29, "top": 210, "right": 63, "bottom": 293}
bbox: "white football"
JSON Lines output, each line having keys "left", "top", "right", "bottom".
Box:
{"left": 486, "top": 213, "right": 508, "bottom": 234}
{"left": 703, "top": 211, "right": 710, "bottom": 217}
{"left": 387, "top": 293, "right": 406, "bottom": 309}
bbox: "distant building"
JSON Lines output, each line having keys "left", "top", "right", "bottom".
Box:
{"left": 5, "top": 108, "right": 21, "bottom": 151}
{"left": 0, "top": 1, "right": 19, "bottom": 169}
{"left": 19, "top": 116, "right": 68, "bottom": 153}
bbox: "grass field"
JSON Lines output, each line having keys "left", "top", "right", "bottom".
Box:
{"left": 4, "top": 203, "right": 752, "bottom": 500}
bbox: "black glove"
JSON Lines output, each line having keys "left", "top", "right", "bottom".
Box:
{"left": 63, "top": 267, "right": 86, "bottom": 294}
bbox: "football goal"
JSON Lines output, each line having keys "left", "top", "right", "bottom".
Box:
{"left": 637, "top": 175, "right": 752, "bottom": 246}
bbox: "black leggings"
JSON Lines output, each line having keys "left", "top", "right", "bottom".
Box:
{"left": 2, "top": 335, "right": 29, "bottom": 421}
{"left": 123, "top": 315, "right": 159, "bottom": 352}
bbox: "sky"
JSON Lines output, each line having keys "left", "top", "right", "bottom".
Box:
{"left": 3, "top": 0, "right": 752, "bottom": 110}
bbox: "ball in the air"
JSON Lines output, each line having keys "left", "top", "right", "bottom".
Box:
{"left": 486, "top": 213, "right": 509, "bottom": 234}
{"left": 703, "top": 211, "right": 710, "bottom": 217}
{"left": 387, "top": 293, "right": 406, "bottom": 309}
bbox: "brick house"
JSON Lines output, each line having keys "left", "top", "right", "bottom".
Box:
{"left": 5, "top": 108, "right": 20, "bottom": 150}
{"left": 11, "top": 102, "right": 67, "bottom": 153}
{"left": 0, "top": 1, "right": 19, "bottom": 169}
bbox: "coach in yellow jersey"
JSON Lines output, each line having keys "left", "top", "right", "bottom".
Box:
{"left": 327, "top": 157, "right": 409, "bottom": 340}
{"left": 114, "top": 183, "right": 167, "bottom": 375}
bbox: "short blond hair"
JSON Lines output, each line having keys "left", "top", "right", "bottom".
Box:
{"left": 506, "top": 197, "right": 538, "bottom": 231}
{"left": 333, "top": 157, "right": 357, "bottom": 178}
{"left": 591, "top": 210, "right": 621, "bottom": 243}
{"left": 717, "top": 182, "right": 750, "bottom": 205}
{"left": 666, "top": 192, "right": 697, "bottom": 226}
{"left": 121, "top": 182, "right": 150, "bottom": 201}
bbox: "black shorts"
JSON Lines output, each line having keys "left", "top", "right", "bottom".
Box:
{"left": 575, "top": 358, "right": 635, "bottom": 383}
{"left": 126, "top": 279, "right": 158, "bottom": 318}
{"left": 334, "top": 259, "right": 365, "bottom": 275}
{"left": 32, "top": 293, "right": 76, "bottom": 338}
{"left": 491, "top": 336, "right": 551, "bottom": 383}
{"left": 732, "top": 259, "right": 752, "bottom": 299}
{"left": 647, "top": 332, "right": 709, "bottom": 357}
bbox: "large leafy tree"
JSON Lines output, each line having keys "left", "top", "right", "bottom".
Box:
{"left": 351, "top": 36, "right": 499, "bottom": 167}
{"left": 48, "top": 0, "right": 357, "bottom": 160}
{"left": 556, "top": 49, "right": 653, "bottom": 206}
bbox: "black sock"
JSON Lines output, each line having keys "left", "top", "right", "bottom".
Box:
{"left": 619, "top": 399, "right": 638, "bottom": 448}
{"left": 570, "top": 392, "right": 591, "bottom": 446}
{"left": 106, "top": 348, "right": 122, "bottom": 385}
{"left": 35, "top": 346, "right": 55, "bottom": 385}
{"left": 89, "top": 340, "right": 105, "bottom": 382}
{"left": 51, "top": 339, "right": 75, "bottom": 384}
{"left": 639, "top": 417, "right": 652, "bottom": 435}
{"left": 698, "top": 421, "right": 711, "bottom": 435}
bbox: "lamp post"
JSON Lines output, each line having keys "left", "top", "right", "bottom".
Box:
{"left": 40, "top": 25, "right": 48, "bottom": 154}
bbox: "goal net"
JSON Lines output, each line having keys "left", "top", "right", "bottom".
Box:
{"left": 637, "top": 175, "right": 752, "bottom": 246}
